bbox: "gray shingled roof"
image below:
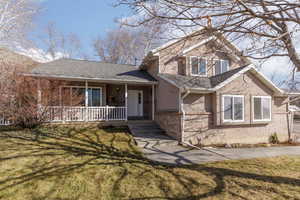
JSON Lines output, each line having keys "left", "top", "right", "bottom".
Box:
{"left": 159, "top": 73, "right": 212, "bottom": 89}
{"left": 282, "top": 88, "right": 300, "bottom": 94}
{"left": 159, "top": 65, "right": 248, "bottom": 90}
{"left": 30, "top": 58, "right": 157, "bottom": 83}
{"left": 210, "top": 65, "right": 248, "bottom": 87}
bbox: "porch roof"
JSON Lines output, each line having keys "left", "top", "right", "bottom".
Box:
{"left": 27, "top": 58, "right": 157, "bottom": 84}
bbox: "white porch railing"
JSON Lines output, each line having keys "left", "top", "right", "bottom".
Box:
{"left": 0, "top": 116, "right": 11, "bottom": 126}
{"left": 45, "top": 106, "right": 127, "bottom": 122}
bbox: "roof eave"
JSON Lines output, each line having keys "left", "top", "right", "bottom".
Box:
{"left": 248, "top": 68, "right": 284, "bottom": 96}
{"left": 187, "top": 88, "right": 214, "bottom": 94}
{"left": 150, "top": 27, "right": 206, "bottom": 54}
{"left": 23, "top": 73, "right": 158, "bottom": 85}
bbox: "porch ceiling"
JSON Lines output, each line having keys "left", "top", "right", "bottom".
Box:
{"left": 26, "top": 58, "right": 157, "bottom": 85}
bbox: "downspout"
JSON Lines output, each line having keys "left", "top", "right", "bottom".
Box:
{"left": 287, "top": 96, "right": 293, "bottom": 142}
{"left": 180, "top": 89, "right": 190, "bottom": 143}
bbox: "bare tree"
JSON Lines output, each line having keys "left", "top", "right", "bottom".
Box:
{"left": 0, "top": 0, "right": 39, "bottom": 46}
{"left": 39, "top": 22, "right": 85, "bottom": 60}
{"left": 116, "top": 0, "right": 300, "bottom": 71}
{"left": 93, "top": 25, "right": 161, "bottom": 65}
{"left": 0, "top": 63, "right": 84, "bottom": 128}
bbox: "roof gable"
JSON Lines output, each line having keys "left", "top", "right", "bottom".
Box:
{"left": 150, "top": 28, "right": 206, "bottom": 54}
{"left": 150, "top": 29, "right": 248, "bottom": 61}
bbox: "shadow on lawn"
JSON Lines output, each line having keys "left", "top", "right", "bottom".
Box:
{"left": 0, "top": 126, "right": 299, "bottom": 199}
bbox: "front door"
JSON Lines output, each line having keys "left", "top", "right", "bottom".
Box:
{"left": 128, "top": 90, "right": 143, "bottom": 117}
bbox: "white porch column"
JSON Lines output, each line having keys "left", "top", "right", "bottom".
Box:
{"left": 37, "top": 78, "right": 42, "bottom": 110}
{"left": 85, "top": 81, "right": 88, "bottom": 122}
{"left": 152, "top": 85, "right": 155, "bottom": 121}
{"left": 59, "top": 86, "right": 65, "bottom": 123}
{"left": 59, "top": 86, "right": 62, "bottom": 107}
{"left": 125, "top": 84, "right": 128, "bottom": 121}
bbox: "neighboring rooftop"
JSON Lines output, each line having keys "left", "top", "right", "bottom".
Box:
{"left": 30, "top": 58, "right": 157, "bottom": 84}
{"left": 0, "top": 48, "right": 38, "bottom": 72}
{"left": 282, "top": 88, "right": 300, "bottom": 95}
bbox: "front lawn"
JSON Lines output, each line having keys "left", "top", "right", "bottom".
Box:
{"left": 0, "top": 126, "right": 299, "bottom": 200}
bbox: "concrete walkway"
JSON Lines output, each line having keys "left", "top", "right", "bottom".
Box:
{"left": 129, "top": 121, "right": 300, "bottom": 165}
{"left": 141, "top": 144, "right": 300, "bottom": 165}
{"left": 130, "top": 130, "right": 300, "bottom": 165}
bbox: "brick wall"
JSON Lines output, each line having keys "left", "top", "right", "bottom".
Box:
{"left": 155, "top": 111, "right": 181, "bottom": 140}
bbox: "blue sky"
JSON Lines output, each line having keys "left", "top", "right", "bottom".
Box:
{"left": 32, "top": 0, "right": 131, "bottom": 57}
{"left": 27, "top": 0, "right": 294, "bottom": 85}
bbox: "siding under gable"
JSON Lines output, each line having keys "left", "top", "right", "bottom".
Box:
{"left": 157, "top": 34, "right": 248, "bottom": 77}
{"left": 215, "top": 71, "right": 284, "bottom": 126}
{"left": 158, "top": 34, "right": 208, "bottom": 75}
{"left": 184, "top": 41, "right": 245, "bottom": 77}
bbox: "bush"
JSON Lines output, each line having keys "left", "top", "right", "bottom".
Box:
{"left": 269, "top": 133, "right": 279, "bottom": 144}
{"left": 0, "top": 64, "right": 84, "bottom": 129}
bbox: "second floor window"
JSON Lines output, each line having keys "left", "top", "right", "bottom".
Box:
{"left": 215, "top": 60, "right": 229, "bottom": 75}
{"left": 191, "top": 57, "right": 207, "bottom": 76}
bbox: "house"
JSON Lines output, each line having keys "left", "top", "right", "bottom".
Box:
{"left": 283, "top": 89, "right": 300, "bottom": 119}
{"left": 24, "top": 30, "right": 291, "bottom": 145}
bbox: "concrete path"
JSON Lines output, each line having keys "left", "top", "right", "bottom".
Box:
{"left": 141, "top": 144, "right": 300, "bottom": 165}
{"left": 130, "top": 120, "right": 300, "bottom": 165}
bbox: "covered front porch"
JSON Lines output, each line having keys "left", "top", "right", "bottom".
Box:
{"left": 39, "top": 80, "right": 156, "bottom": 123}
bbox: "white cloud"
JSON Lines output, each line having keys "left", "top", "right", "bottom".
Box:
{"left": 257, "top": 56, "right": 300, "bottom": 88}
{"left": 259, "top": 57, "right": 293, "bottom": 77}
{"left": 15, "top": 46, "right": 67, "bottom": 63}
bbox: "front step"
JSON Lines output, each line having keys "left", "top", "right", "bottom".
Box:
{"left": 128, "top": 122, "right": 178, "bottom": 147}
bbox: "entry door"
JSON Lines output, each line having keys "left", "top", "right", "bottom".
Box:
{"left": 128, "top": 90, "right": 143, "bottom": 117}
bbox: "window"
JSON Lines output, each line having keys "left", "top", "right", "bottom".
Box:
{"left": 253, "top": 96, "right": 271, "bottom": 121}
{"left": 62, "top": 86, "right": 102, "bottom": 107}
{"left": 191, "top": 57, "right": 207, "bottom": 76}
{"left": 215, "top": 60, "right": 229, "bottom": 75}
{"left": 88, "top": 88, "right": 102, "bottom": 107}
{"left": 72, "top": 88, "right": 86, "bottom": 106}
{"left": 223, "top": 95, "right": 244, "bottom": 122}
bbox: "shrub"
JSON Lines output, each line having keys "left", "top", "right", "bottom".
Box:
{"left": 269, "top": 133, "right": 279, "bottom": 144}
{"left": 0, "top": 65, "right": 83, "bottom": 129}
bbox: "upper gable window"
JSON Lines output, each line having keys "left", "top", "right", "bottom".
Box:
{"left": 215, "top": 60, "right": 229, "bottom": 75}
{"left": 191, "top": 57, "right": 207, "bottom": 76}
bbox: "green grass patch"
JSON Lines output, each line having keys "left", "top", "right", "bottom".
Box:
{"left": 0, "top": 125, "right": 299, "bottom": 200}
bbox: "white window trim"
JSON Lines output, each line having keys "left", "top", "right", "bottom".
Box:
{"left": 190, "top": 56, "right": 207, "bottom": 77}
{"left": 252, "top": 96, "right": 272, "bottom": 122}
{"left": 60, "top": 86, "right": 103, "bottom": 107}
{"left": 214, "top": 59, "right": 230, "bottom": 75}
{"left": 222, "top": 95, "right": 245, "bottom": 123}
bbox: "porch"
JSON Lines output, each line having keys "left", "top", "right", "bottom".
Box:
{"left": 40, "top": 80, "right": 156, "bottom": 123}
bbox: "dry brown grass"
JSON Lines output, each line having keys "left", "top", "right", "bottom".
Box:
{"left": 0, "top": 126, "right": 299, "bottom": 200}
